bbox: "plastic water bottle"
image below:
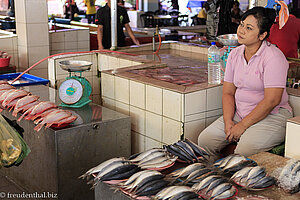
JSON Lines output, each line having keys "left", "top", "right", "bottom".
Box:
{"left": 208, "top": 42, "right": 221, "bottom": 84}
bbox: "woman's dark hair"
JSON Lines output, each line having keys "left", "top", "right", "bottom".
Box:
{"left": 233, "top": 1, "right": 240, "bottom": 7}
{"left": 241, "top": 6, "right": 276, "bottom": 40}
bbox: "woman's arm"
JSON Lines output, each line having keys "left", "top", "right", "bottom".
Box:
{"left": 124, "top": 23, "right": 140, "bottom": 46}
{"left": 222, "top": 81, "right": 237, "bottom": 138}
{"left": 227, "top": 88, "right": 284, "bottom": 142}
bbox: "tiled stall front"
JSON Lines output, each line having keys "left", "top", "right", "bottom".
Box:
{"left": 0, "top": 31, "right": 18, "bottom": 69}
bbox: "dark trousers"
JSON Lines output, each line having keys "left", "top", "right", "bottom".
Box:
{"left": 86, "top": 14, "right": 96, "bottom": 24}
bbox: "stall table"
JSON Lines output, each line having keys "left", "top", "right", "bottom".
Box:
{"left": 95, "top": 152, "right": 300, "bottom": 200}
{"left": 0, "top": 85, "right": 131, "bottom": 200}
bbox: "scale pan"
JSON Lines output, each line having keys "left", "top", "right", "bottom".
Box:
{"left": 217, "top": 34, "right": 239, "bottom": 46}
{"left": 59, "top": 60, "right": 92, "bottom": 72}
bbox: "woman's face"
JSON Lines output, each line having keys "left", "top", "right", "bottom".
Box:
{"left": 237, "top": 15, "right": 266, "bottom": 46}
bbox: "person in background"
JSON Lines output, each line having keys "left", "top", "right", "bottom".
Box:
{"left": 196, "top": 2, "right": 209, "bottom": 25}
{"left": 64, "top": 0, "right": 78, "bottom": 21}
{"left": 217, "top": 0, "right": 234, "bottom": 36}
{"left": 117, "top": 0, "right": 125, "bottom": 7}
{"left": 84, "top": 0, "right": 96, "bottom": 24}
{"left": 95, "top": 0, "right": 140, "bottom": 50}
{"left": 7, "top": 0, "right": 15, "bottom": 17}
{"left": 269, "top": 9, "right": 300, "bottom": 58}
{"left": 230, "top": 1, "right": 243, "bottom": 33}
{"left": 206, "top": 0, "right": 219, "bottom": 39}
{"left": 198, "top": 7, "right": 293, "bottom": 161}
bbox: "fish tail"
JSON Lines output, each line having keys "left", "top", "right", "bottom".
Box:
{"left": 34, "top": 123, "right": 44, "bottom": 132}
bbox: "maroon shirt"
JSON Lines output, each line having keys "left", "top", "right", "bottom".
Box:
{"left": 269, "top": 15, "right": 300, "bottom": 58}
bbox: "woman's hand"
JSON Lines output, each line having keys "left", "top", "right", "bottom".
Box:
{"left": 226, "top": 122, "right": 247, "bottom": 143}
{"left": 224, "top": 120, "right": 235, "bottom": 138}
{"left": 133, "top": 39, "right": 140, "bottom": 46}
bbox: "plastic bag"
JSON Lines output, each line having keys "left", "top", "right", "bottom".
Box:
{"left": 0, "top": 114, "right": 30, "bottom": 167}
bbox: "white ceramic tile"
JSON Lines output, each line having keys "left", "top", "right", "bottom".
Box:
{"left": 14, "top": 0, "right": 26, "bottom": 23}
{"left": 119, "top": 59, "right": 132, "bottom": 68}
{"left": 101, "top": 73, "right": 115, "bottom": 99}
{"left": 162, "top": 117, "right": 182, "bottom": 144}
{"left": 184, "top": 112, "right": 206, "bottom": 122}
{"left": 130, "top": 106, "right": 145, "bottom": 135}
{"left": 131, "top": 131, "right": 145, "bottom": 154}
{"left": 27, "top": 46, "right": 50, "bottom": 67}
{"left": 145, "top": 137, "right": 161, "bottom": 151}
{"left": 48, "top": 59, "right": 55, "bottom": 80}
{"left": 16, "top": 23, "right": 27, "bottom": 46}
{"left": 207, "top": 86, "right": 223, "bottom": 111}
{"left": 64, "top": 30, "right": 78, "bottom": 42}
{"left": 115, "top": 76, "right": 129, "bottom": 104}
{"left": 146, "top": 85, "right": 162, "bottom": 115}
{"left": 92, "top": 54, "right": 98, "bottom": 75}
{"left": 285, "top": 122, "right": 300, "bottom": 159}
{"left": 30, "top": 69, "right": 48, "bottom": 79}
{"left": 77, "top": 29, "right": 90, "bottom": 41}
{"left": 25, "top": 0, "right": 48, "bottom": 24}
{"left": 184, "top": 119, "right": 206, "bottom": 144}
{"left": 115, "top": 101, "right": 130, "bottom": 116}
{"left": 17, "top": 45, "right": 28, "bottom": 69}
{"left": 185, "top": 90, "right": 206, "bottom": 116}
{"left": 102, "top": 96, "right": 115, "bottom": 110}
{"left": 78, "top": 41, "right": 90, "bottom": 50}
{"left": 130, "top": 80, "right": 145, "bottom": 109}
{"left": 92, "top": 76, "right": 100, "bottom": 95}
{"left": 163, "top": 89, "right": 182, "bottom": 121}
{"left": 108, "top": 56, "right": 119, "bottom": 70}
{"left": 51, "top": 32, "right": 65, "bottom": 43}
{"left": 0, "top": 38, "right": 13, "bottom": 51}
{"left": 98, "top": 54, "right": 108, "bottom": 71}
{"left": 206, "top": 109, "right": 223, "bottom": 118}
{"left": 12, "top": 36, "right": 18, "bottom": 49}
{"left": 289, "top": 95, "right": 300, "bottom": 117}
{"left": 179, "top": 44, "right": 191, "bottom": 52}
{"left": 26, "top": 23, "right": 49, "bottom": 47}
{"left": 51, "top": 42, "right": 65, "bottom": 51}
{"left": 65, "top": 41, "right": 78, "bottom": 50}
{"left": 132, "top": 61, "right": 142, "bottom": 66}
{"left": 145, "top": 111, "right": 162, "bottom": 141}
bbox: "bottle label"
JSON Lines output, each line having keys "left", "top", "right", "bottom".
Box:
{"left": 208, "top": 54, "right": 220, "bottom": 63}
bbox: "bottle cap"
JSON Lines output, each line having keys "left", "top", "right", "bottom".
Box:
{"left": 211, "top": 42, "right": 216, "bottom": 45}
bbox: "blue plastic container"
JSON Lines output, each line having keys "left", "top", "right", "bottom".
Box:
{"left": 0, "top": 73, "right": 49, "bottom": 87}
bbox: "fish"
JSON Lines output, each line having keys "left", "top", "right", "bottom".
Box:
{"left": 210, "top": 185, "right": 236, "bottom": 200}
{"left": 124, "top": 170, "right": 162, "bottom": 190}
{"left": 221, "top": 155, "right": 247, "bottom": 170}
{"left": 246, "top": 171, "right": 267, "bottom": 187}
{"left": 18, "top": 101, "right": 39, "bottom": 114}
{"left": 130, "top": 174, "right": 165, "bottom": 193}
{"left": 176, "top": 141, "right": 199, "bottom": 162}
{"left": 171, "top": 163, "right": 207, "bottom": 178}
{"left": 223, "top": 159, "right": 257, "bottom": 175}
{"left": 135, "top": 179, "right": 169, "bottom": 196}
{"left": 205, "top": 177, "right": 228, "bottom": 194}
{"left": 214, "top": 154, "right": 236, "bottom": 168}
{"left": 0, "top": 81, "right": 9, "bottom": 85}
{"left": 140, "top": 157, "right": 177, "bottom": 169}
{"left": 33, "top": 108, "right": 61, "bottom": 124}
{"left": 192, "top": 175, "right": 223, "bottom": 192}
{"left": 19, "top": 101, "right": 58, "bottom": 121}
{"left": 34, "top": 110, "right": 72, "bottom": 131}
{"left": 247, "top": 166, "right": 266, "bottom": 180}
{"left": 168, "top": 191, "right": 199, "bottom": 200}
{"left": 129, "top": 148, "right": 165, "bottom": 162}
{"left": 184, "top": 138, "right": 209, "bottom": 157}
{"left": 2, "top": 89, "right": 29, "bottom": 108}
{"left": 79, "top": 157, "right": 127, "bottom": 180}
{"left": 173, "top": 143, "right": 195, "bottom": 163}
{"left": 156, "top": 186, "right": 193, "bottom": 200}
{"left": 137, "top": 151, "right": 168, "bottom": 165}
{"left": 164, "top": 145, "right": 191, "bottom": 162}
{"left": 55, "top": 115, "right": 77, "bottom": 126}
{"left": 0, "top": 84, "right": 15, "bottom": 90}
{"left": 209, "top": 183, "right": 233, "bottom": 200}
{"left": 0, "top": 89, "right": 16, "bottom": 103}
{"left": 121, "top": 170, "right": 149, "bottom": 187}
{"left": 249, "top": 176, "right": 275, "bottom": 189}
{"left": 183, "top": 168, "right": 212, "bottom": 184}
{"left": 12, "top": 95, "right": 40, "bottom": 117}
{"left": 139, "top": 155, "right": 169, "bottom": 167}
{"left": 155, "top": 186, "right": 178, "bottom": 199}
{"left": 231, "top": 166, "right": 253, "bottom": 183}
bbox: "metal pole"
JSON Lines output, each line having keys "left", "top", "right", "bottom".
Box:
{"left": 111, "top": 0, "right": 117, "bottom": 50}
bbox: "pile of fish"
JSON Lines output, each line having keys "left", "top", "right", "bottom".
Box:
{"left": 119, "top": 170, "right": 169, "bottom": 198}
{"left": 169, "top": 163, "right": 217, "bottom": 185}
{"left": 0, "top": 82, "right": 77, "bottom": 131}
{"left": 129, "top": 148, "right": 177, "bottom": 170}
{"left": 164, "top": 139, "right": 209, "bottom": 163}
{"left": 214, "top": 154, "right": 257, "bottom": 175}
{"left": 278, "top": 159, "right": 300, "bottom": 193}
{"left": 154, "top": 186, "right": 202, "bottom": 200}
{"left": 231, "top": 166, "right": 275, "bottom": 190}
{"left": 79, "top": 157, "right": 140, "bottom": 188}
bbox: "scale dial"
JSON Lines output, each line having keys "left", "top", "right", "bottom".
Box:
{"left": 59, "top": 79, "right": 83, "bottom": 104}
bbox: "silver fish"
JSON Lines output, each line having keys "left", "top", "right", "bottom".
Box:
{"left": 159, "top": 186, "right": 193, "bottom": 200}
{"left": 291, "top": 162, "right": 300, "bottom": 176}
{"left": 171, "top": 163, "right": 207, "bottom": 178}
{"left": 250, "top": 176, "right": 275, "bottom": 189}
{"left": 231, "top": 166, "right": 253, "bottom": 182}
{"left": 209, "top": 183, "right": 233, "bottom": 200}
{"left": 155, "top": 186, "right": 179, "bottom": 199}
{"left": 140, "top": 157, "right": 177, "bottom": 169}
{"left": 206, "top": 178, "right": 228, "bottom": 194}
{"left": 246, "top": 171, "right": 267, "bottom": 187}
{"left": 222, "top": 155, "right": 247, "bottom": 170}
{"left": 247, "top": 166, "right": 266, "bottom": 180}
{"left": 138, "top": 151, "right": 168, "bottom": 165}
{"left": 129, "top": 148, "right": 165, "bottom": 162}
{"left": 124, "top": 170, "right": 161, "bottom": 190}
{"left": 192, "top": 175, "right": 223, "bottom": 192}
{"left": 214, "top": 154, "right": 236, "bottom": 168}
{"left": 211, "top": 185, "right": 236, "bottom": 200}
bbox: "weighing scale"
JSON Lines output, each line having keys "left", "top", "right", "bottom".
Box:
{"left": 58, "top": 60, "right": 92, "bottom": 108}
